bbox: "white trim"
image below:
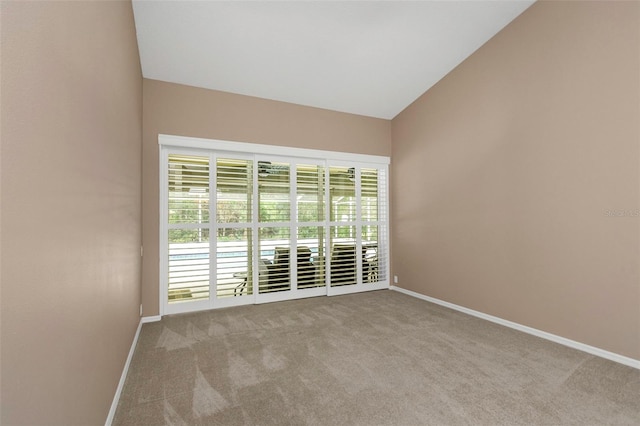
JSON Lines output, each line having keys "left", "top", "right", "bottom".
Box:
{"left": 158, "top": 148, "right": 168, "bottom": 317}
{"left": 105, "top": 315, "right": 161, "bottom": 425}
{"left": 390, "top": 286, "right": 640, "bottom": 370}
{"left": 141, "top": 315, "right": 162, "bottom": 324}
{"left": 382, "top": 169, "right": 391, "bottom": 285}
{"left": 329, "top": 280, "right": 389, "bottom": 296}
{"left": 255, "top": 286, "right": 328, "bottom": 304}
{"left": 158, "top": 134, "right": 390, "bottom": 165}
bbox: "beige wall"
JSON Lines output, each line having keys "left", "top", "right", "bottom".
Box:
{"left": 1, "top": 1, "right": 142, "bottom": 424}
{"left": 392, "top": 1, "right": 640, "bottom": 360}
{"left": 142, "top": 79, "right": 391, "bottom": 316}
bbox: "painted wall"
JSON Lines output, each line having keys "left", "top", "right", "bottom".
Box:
{"left": 1, "top": 2, "right": 142, "bottom": 424}
{"left": 391, "top": 1, "right": 640, "bottom": 359}
{"left": 142, "top": 79, "right": 391, "bottom": 316}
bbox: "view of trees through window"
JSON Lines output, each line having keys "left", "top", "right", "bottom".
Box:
{"left": 167, "top": 199, "right": 328, "bottom": 242}
{"left": 168, "top": 160, "right": 377, "bottom": 234}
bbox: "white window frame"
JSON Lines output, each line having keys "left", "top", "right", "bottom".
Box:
{"left": 159, "top": 134, "right": 390, "bottom": 316}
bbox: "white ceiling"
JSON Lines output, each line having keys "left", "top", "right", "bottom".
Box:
{"left": 132, "top": 0, "right": 535, "bottom": 119}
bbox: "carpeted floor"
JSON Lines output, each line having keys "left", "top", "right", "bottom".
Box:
{"left": 113, "top": 290, "right": 640, "bottom": 425}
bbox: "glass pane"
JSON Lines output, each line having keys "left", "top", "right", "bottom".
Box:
{"left": 168, "top": 155, "right": 209, "bottom": 225}
{"left": 362, "top": 225, "right": 379, "bottom": 284}
{"left": 361, "top": 168, "right": 378, "bottom": 222}
{"left": 217, "top": 158, "right": 252, "bottom": 223}
{"left": 329, "top": 166, "right": 355, "bottom": 222}
{"left": 216, "top": 228, "right": 252, "bottom": 298}
{"left": 258, "top": 227, "right": 291, "bottom": 293}
{"left": 298, "top": 226, "right": 325, "bottom": 289}
{"left": 330, "top": 226, "right": 357, "bottom": 286}
{"left": 168, "top": 229, "right": 210, "bottom": 303}
{"left": 297, "top": 165, "right": 324, "bottom": 222}
{"left": 259, "top": 161, "right": 290, "bottom": 222}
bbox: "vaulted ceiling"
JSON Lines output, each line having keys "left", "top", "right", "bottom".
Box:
{"left": 132, "top": 0, "right": 535, "bottom": 119}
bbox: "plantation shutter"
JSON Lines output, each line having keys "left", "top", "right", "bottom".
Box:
{"left": 160, "top": 135, "right": 390, "bottom": 315}
{"left": 167, "top": 154, "right": 210, "bottom": 303}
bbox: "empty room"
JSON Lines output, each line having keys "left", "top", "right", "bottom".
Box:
{"left": 1, "top": 0, "right": 639, "bottom": 425}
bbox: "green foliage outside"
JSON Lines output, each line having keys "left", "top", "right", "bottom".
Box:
{"left": 169, "top": 199, "right": 331, "bottom": 242}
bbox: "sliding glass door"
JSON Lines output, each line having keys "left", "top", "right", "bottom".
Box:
{"left": 296, "top": 163, "right": 326, "bottom": 292}
{"left": 215, "top": 156, "right": 254, "bottom": 306}
{"left": 160, "top": 137, "right": 389, "bottom": 315}
{"left": 327, "top": 165, "right": 388, "bottom": 295}
{"left": 255, "top": 159, "right": 328, "bottom": 303}
{"left": 166, "top": 153, "right": 211, "bottom": 312}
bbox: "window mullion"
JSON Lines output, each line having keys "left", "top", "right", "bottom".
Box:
{"left": 355, "top": 166, "right": 363, "bottom": 285}
{"left": 290, "top": 161, "right": 297, "bottom": 291}
{"left": 324, "top": 164, "right": 331, "bottom": 288}
{"left": 252, "top": 156, "right": 259, "bottom": 301}
{"left": 210, "top": 152, "right": 217, "bottom": 305}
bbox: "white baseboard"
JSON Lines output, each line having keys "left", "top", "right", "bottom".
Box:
{"left": 105, "top": 315, "right": 162, "bottom": 425}
{"left": 390, "top": 286, "right": 640, "bottom": 370}
{"left": 141, "top": 315, "right": 162, "bottom": 324}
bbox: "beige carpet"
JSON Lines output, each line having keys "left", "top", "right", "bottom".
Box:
{"left": 113, "top": 290, "right": 640, "bottom": 425}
